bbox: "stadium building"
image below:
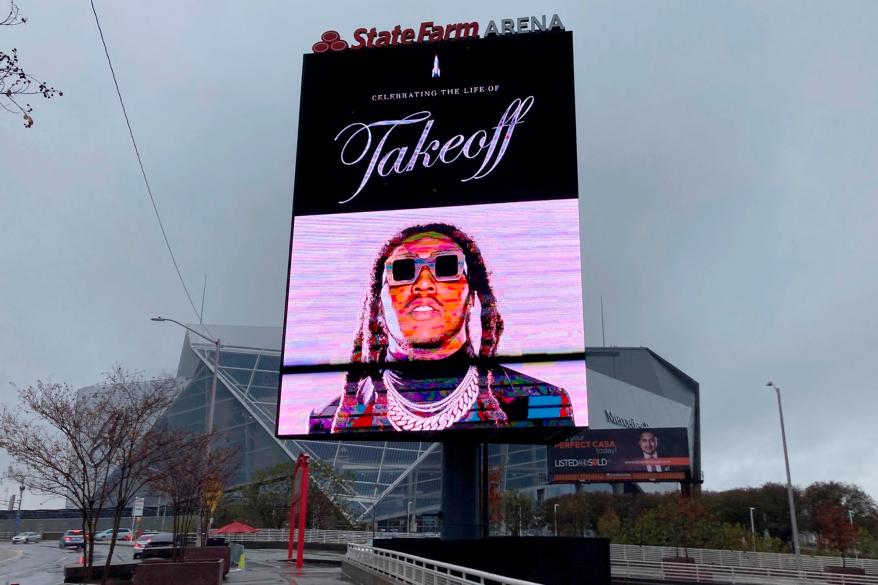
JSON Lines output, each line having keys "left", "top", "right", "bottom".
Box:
{"left": 163, "top": 324, "right": 700, "bottom": 528}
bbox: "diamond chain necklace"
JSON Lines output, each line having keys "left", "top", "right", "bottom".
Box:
{"left": 384, "top": 365, "right": 479, "bottom": 431}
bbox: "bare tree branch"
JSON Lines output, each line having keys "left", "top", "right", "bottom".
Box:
{"left": 1, "top": 1, "right": 62, "bottom": 127}
{"left": 1, "top": 0, "right": 24, "bottom": 26}
{"left": 150, "top": 429, "right": 239, "bottom": 557}
{"left": 96, "top": 367, "right": 181, "bottom": 584}
{"left": 0, "top": 368, "right": 183, "bottom": 580}
{"left": 0, "top": 380, "right": 120, "bottom": 573}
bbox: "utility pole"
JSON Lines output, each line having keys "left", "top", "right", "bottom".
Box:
{"left": 553, "top": 503, "right": 559, "bottom": 537}
{"left": 766, "top": 381, "right": 802, "bottom": 572}
{"left": 15, "top": 485, "right": 24, "bottom": 533}
{"left": 749, "top": 507, "right": 756, "bottom": 552}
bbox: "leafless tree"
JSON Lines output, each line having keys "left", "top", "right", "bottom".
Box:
{"left": 97, "top": 368, "right": 181, "bottom": 584}
{"left": 149, "top": 430, "right": 238, "bottom": 559}
{"left": 1, "top": 1, "right": 62, "bottom": 127}
{"left": 0, "top": 380, "right": 120, "bottom": 574}
{"left": 0, "top": 368, "right": 185, "bottom": 582}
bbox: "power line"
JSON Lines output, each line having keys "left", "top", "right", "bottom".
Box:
{"left": 89, "top": 0, "right": 208, "bottom": 331}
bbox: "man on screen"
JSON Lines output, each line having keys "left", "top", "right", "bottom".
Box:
{"left": 309, "top": 222, "right": 574, "bottom": 433}
{"left": 638, "top": 430, "right": 669, "bottom": 472}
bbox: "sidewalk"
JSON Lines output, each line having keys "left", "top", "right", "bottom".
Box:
{"left": 224, "top": 548, "right": 352, "bottom": 585}
{"left": 92, "top": 543, "right": 354, "bottom": 583}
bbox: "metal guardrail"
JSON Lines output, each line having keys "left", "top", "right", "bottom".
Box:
{"left": 346, "top": 543, "right": 542, "bottom": 585}
{"left": 349, "top": 542, "right": 878, "bottom": 585}
{"left": 213, "top": 529, "right": 878, "bottom": 584}
{"left": 613, "top": 558, "right": 878, "bottom": 585}
{"left": 211, "top": 528, "right": 437, "bottom": 544}
{"left": 611, "top": 543, "right": 878, "bottom": 575}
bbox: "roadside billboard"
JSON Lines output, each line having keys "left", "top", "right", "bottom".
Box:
{"left": 277, "top": 30, "right": 585, "bottom": 441}
{"left": 548, "top": 428, "right": 691, "bottom": 483}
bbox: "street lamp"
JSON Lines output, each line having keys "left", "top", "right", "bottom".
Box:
{"left": 15, "top": 485, "right": 23, "bottom": 533}
{"left": 749, "top": 507, "right": 756, "bottom": 552}
{"left": 842, "top": 494, "right": 862, "bottom": 526}
{"left": 766, "top": 381, "right": 802, "bottom": 571}
{"left": 553, "top": 503, "right": 559, "bottom": 537}
{"left": 152, "top": 317, "right": 221, "bottom": 434}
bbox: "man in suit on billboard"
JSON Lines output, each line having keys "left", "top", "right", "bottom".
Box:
{"left": 309, "top": 222, "right": 574, "bottom": 434}
{"left": 639, "top": 430, "right": 669, "bottom": 472}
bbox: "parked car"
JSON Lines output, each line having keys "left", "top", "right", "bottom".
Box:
{"left": 95, "top": 528, "right": 133, "bottom": 541}
{"left": 133, "top": 532, "right": 174, "bottom": 560}
{"left": 58, "top": 529, "right": 85, "bottom": 549}
{"left": 11, "top": 532, "right": 41, "bottom": 544}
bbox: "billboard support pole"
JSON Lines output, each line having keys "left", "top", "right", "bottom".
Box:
{"left": 297, "top": 458, "right": 309, "bottom": 569}
{"left": 287, "top": 462, "right": 299, "bottom": 561}
{"left": 481, "top": 442, "right": 489, "bottom": 539}
{"left": 440, "top": 442, "right": 480, "bottom": 540}
{"left": 288, "top": 454, "right": 309, "bottom": 568}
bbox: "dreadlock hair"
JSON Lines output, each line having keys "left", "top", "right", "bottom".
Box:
{"left": 345, "top": 223, "right": 504, "bottom": 392}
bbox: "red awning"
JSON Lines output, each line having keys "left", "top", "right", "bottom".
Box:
{"left": 214, "top": 521, "right": 259, "bottom": 534}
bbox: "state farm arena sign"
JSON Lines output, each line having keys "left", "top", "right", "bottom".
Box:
{"left": 312, "top": 14, "right": 566, "bottom": 53}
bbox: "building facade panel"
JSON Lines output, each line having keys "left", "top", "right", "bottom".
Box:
{"left": 162, "top": 326, "right": 700, "bottom": 524}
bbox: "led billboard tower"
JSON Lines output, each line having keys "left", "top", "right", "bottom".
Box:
{"left": 277, "top": 31, "right": 585, "bottom": 443}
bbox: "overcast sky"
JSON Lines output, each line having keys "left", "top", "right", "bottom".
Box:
{"left": 2, "top": 1, "right": 876, "bottom": 508}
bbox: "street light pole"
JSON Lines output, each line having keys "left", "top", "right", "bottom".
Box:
{"left": 207, "top": 337, "right": 220, "bottom": 435}
{"left": 517, "top": 503, "right": 522, "bottom": 536}
{"left": 766, "top": 381, "right": 802, "bottom": 571}
{"left": 151, "top": 317, "right": 221, "bottom": 434}
{"left": 15, "top": 485, "right": 23, "bottom": 533}
{"left": 749, "top": 507, "right": 756, "bottom": 552}
{"left": 152, "top": 317, "right": 221, "bottom": 548}
{"left": 553, "top": 503, "right": 559, "bottom": 537}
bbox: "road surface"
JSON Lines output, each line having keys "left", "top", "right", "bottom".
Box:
{"left": 0, "top": 541, "right": 129, "bottom": 585}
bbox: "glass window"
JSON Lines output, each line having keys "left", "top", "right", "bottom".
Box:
{"left": 251, "top": 371, "right": 278, "bottom": 387}
{"left": 222, "top": 368, "right": 254, "bottom": 385}
{"left": 255, "top": 354, "right": 281, "bottom": 372}
{"left": 219, "top": 351, "right": 258, "bottom": 369}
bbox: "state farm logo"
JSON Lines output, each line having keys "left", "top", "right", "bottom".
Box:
{"left": 312, "top": 31, "right": 349, "bottom": 53}
{"left": 310, "top": 15, "right": 565, "bottom": 53}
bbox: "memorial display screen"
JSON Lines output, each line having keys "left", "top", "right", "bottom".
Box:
{"left": 548, "top": 428, "right": 691, "bottom": 482}
{"left": 277, "top": 31, "right": 586, "bottom": 440}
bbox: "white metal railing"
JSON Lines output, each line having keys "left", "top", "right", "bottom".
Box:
{"left": 612, "top": 543, "right": 878, "bottom": 574}
{"left": 210, "top": 528, "right": 437, "bottom": 544}
{"left": 613, "top": 558, "right": 878, "bottom": 585}
{"left": 346, "top": 543, "right": 542, "bottom": 585}
{"left": 348, "top": 542, "right": 878, "bottom": 585}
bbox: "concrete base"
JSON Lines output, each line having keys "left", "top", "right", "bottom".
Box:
{"left": 141, "top": 546, "right": 231, "bottom": 575}
{"left": 63, "top": 563, "right": 137, "bottom": 583}
{"left": 180, "top": 546, "right": 231, "bottom": 575}
{"left": 133, "top": 559, "right": 223, "bottom": 585}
